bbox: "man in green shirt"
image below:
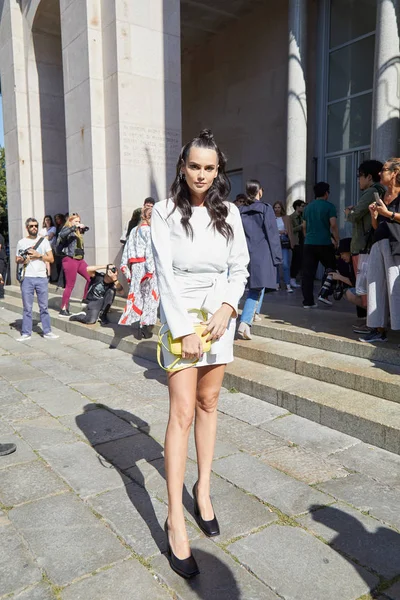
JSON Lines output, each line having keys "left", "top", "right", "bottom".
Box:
{"left": 301, "top": 182, "right": 339, "bottom": 307}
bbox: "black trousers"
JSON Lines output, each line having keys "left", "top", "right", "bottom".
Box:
{"left": 290, "top": 244, "right": 303, "bottom": 279}
{"left": 301, "top": 244, "right": 336, "bottom": 306}
{"left": 73, "top": 289, "right": 116, "bottom": 324}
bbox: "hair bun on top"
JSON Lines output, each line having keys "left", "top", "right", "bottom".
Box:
{"left": 198, "top": 129, "right": 214, "bottom": 142}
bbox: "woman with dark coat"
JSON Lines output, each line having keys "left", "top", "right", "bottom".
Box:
{"left": 237, "top": 180, "right": 282, "bottom": 340}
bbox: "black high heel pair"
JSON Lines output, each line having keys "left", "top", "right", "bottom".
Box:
{"left": 164, "top": 482, "right": 220, "bottom": 579}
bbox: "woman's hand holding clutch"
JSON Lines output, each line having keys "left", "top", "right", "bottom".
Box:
{"left": 202, "top": 303, "right": 234, "bottom": 343}
{"left": 181, "top": 333, "right": 203, "bottom": 360}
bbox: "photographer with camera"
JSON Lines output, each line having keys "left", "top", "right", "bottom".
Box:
{"left": 56, "top": 213, "right": 91, "bottom": 317}
{"left": 69, "top": 264, "right": 123, "bottom": 325}
{"left": 15, "top": 218, "right": 59, "bottom": 341}
{"left": 318, "top": 238, "right": 365, "bottom": 315}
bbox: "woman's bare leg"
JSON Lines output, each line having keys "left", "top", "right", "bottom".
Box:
{"left": 194, "top": 364, "right": 226, "bottom": 520}
{"left": 165, "top": 367, "right": 197, "bottom": 559}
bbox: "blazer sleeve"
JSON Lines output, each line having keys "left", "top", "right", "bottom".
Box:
{"left": 285, "top": 215, "right": 295, "bottom": 249}
{"left": 151, "top": 203, "right": 195, "bottom": 339}
{"left": 346, "top": 188, "right": 375, "bottom": 224}
{"left": 220, "top": 204, "right": 250, "bottom": 316}
{"left": 264, "top": 205, "right": 283, "bottom": 266}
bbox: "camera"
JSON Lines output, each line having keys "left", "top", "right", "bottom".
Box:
{"left": 318, "top": 269, "right": 344, "bottom": 302}
{"left": 19, "top": 248, "right": 30, "bottom": 261}
{"left": 79, "top": 225, "right": 90, "bottom": 233}
{"left": 106, "top": 264, "right": 117, "bottom": 274}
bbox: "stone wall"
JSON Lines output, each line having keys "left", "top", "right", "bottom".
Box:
{"left": 182, "top": 0, "right": 318, "bottom": 206}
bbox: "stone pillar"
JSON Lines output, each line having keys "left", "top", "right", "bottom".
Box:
{"left": 102, "top": 0, "right": 182, "bottom": 263}
{"left": 61, "top": 0, "right": 108, "bottom": 266}
{"left": 286, "top": 0, "right": 307, "bottom": 211}
{"left": 0, "top": 0, "right": 34, "bottom": 261}
{"left": 371, "top": 0, "right": 400, "bottom": 160}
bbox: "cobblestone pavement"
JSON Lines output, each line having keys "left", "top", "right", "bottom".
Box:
{"left": 0, "top": 306, "right": 399, "bottom": 600}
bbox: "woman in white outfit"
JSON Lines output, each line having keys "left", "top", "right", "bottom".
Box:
{"left": 151, "top": 129, "right": 249, "bottom": 578}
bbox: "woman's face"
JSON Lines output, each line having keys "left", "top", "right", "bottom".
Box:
{"left": 45, "top": 217, "right": 51, "bottom": 228}
{"left": 181, "top": 147, "right": 218, "bottom": 198}
{"left": 274, "top": 203, "right": 282, "bottom": 216}
{"left": 380, "top": 163, "right": 397, "bottom": 187}
{"left": 70, "top": 216, "right": 81, "bottom": 227}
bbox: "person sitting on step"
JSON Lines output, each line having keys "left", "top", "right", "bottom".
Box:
{"left": 69, "top": 264, "right": 123, "bottom": 326}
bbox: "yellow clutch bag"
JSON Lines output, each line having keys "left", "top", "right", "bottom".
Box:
{"left": 157, "top": 309, "right": 212, "bottom": 372}
{"left": 167, "top": 324, "right": 212, "bottom": 356}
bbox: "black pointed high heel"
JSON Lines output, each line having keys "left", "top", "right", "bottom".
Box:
{"left": 192, "top": 482, "right": 220, "bottom": 537}
{"left": 164, "top": 520, "right": 200, "bottom": 579}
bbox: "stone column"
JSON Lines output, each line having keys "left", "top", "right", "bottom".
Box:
{"left": 0, "top": 0, "right": 34, "bottom": 260}
{"left": 102, "top": 0, "right": 182, "bottom": 263}
{"left": 61, "top": 0, "right": 108, "bottom": 266}
{"left": 286, "top": 0, "right": 307, "bottom": 211}
{"left": 371, "top": 0, "right": 400, "bottom": 160}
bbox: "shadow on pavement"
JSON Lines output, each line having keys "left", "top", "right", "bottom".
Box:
{"left": 75, "top": 404, "right": 242, "bottom": 597}
{"left": 75, "top": 404, "right": 193, "bottom": 554}
{"left": 310, "top": 504, "right": 400, "bottom": 597}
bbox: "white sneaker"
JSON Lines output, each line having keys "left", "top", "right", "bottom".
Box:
{"left": 254, "top": 314, "right": 262, "bottom": 322}
{"left": 17, "top": 334, "right": 31, "bottom": 341}
{"left": 290, "top": 278, "right": 301, "bottom": 288}
{"left": 303, "top": 304, "right": 318, "bottom": 309}
{"left": 286, "top": 285, "right": 294, "bottom": 293}
{"left": 318, "top": 296, "right": 332, "bottom": 306}
{"left": 237, "top": 322, "right": 252, "bottom": 340}
{"left": 275, "top": 284, "right": 280, "bottom": 291}
{"left": 43, "top": 332, "right": 59, "bottom": 340}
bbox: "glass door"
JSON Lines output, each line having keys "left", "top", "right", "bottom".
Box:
{"left": 318, "top": 0, "right": 377, "bottom": 238}
{"left": 326, "top": 149, "right": 370, "bottom": 238}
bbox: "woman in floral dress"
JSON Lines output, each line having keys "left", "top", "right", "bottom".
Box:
{"left": 119, "top": 206, "right": 159, "bottom": 337}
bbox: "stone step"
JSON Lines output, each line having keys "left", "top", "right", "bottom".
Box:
{"left": 7, "top": 286, "right": 400, "bottom": 402}
{"left": 234, "top": 335, "right": 400, "bottom": 405}
{"left": 250, "top": 312, "right": 400, "bottom": 367}
{"left": 2, "top": 293, "right": 400, "bottom": 455}
{"left": 224, "top": 357, "right": 400, "bottom": 455}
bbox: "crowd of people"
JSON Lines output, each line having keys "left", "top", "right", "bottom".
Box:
{"left": 2, "top": 158, "right": 400, "bottom": 346}
{"left": 234, "top": 159, "right": 400, "bottom": 345}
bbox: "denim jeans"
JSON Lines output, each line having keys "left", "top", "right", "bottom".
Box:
{"left": 241, "top": 288, "right": 264, "bottom": 325}
{"left": 276, "top": 248, "right": 291, "bottom": 285}
{"left": 21, "top": 277, "right": 51, "bottom": 335}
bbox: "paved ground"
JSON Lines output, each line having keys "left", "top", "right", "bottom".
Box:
{"left": 0, "top": 305, "right": 399, "bottom": 600}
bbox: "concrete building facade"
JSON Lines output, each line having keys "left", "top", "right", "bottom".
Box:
{"left": 0, "top": 0, "right": 399, "bottom": 270}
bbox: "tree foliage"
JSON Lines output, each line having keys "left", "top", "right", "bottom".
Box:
{"left": 0, "top": 146, "right": 7, "bottom": 243}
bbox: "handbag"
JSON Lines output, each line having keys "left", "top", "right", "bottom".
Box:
{"left": 16, "top": 237, "right": 44, "bottom": 284}
{"left": 280, "top": 234, "right": 291, "bottom": 249}
{"left": 157, "top": 308, "right": 212, "bottom": 372}
{"left": 355, "top": 253, "right": 369, "bottom": 296}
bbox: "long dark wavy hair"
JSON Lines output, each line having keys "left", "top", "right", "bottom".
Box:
{"left": 170, "top": 129, "right": 233, "bottom": 241}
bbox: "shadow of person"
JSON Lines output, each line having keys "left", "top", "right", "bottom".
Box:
{"left": 310, "top": 504, "right": 400, "bottom": 597}
{"left": 184, "top": 549, "right": 242, "bottom": 600}
{"left": 75, "top": 404, "right": 195, "bottom": 556}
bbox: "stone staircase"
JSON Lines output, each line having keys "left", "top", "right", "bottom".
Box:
{"left": 2, "top": 285, "right": 400, "bottom": 455}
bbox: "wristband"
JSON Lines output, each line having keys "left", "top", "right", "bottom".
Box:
{"left": 390, "top": 211, "right": 396, "bottom": 222}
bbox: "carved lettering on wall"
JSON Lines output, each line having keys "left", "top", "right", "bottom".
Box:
{"left": 122, "top": 125, "right": 180, "bottom": 167}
